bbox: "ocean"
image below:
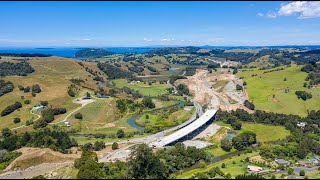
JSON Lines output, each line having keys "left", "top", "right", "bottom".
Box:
{"left": 0, "top": 47, "right": 153, "bottom": 58}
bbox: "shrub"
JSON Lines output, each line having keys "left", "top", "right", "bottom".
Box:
{"left": 244, "top": 100, "right": 255, "bottom": 110}
{"left": 112, "top": 142, "right": 119, "bottom": 150}
{"left": 31, "top": 84, "right": 41, "bottom": 93}
{"left": 116, "top": 129, "right": 125, "bottom": 138}
{"left": 24, "top": 100, "right": 31, "bottom": 104}
{"left": 93, "top": 141, "right": 106, "bottom": 151}
{"left": 13, "top": 117, "right": 21, "bottom": 124}
{"left": 74, "top": 113, "right": 83, "bottom": 120}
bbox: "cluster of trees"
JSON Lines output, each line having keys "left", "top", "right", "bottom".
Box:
{"left": 33, "top": 107, "right": 67, "bottom": 128}
{"left": 67, "top": 84, "right": 78, "bottom": 97}
{"left": 116, "top": 99, "right": 143, "bottom": 114}
{"left": 31, "top": 84, "right": 41, "bottom": 93}
{"left": 176, "top": 84, "right": 190, "bottom": 96}
{"left": 146, "top": 65, "right": 157, "bottom": 73}
{"left": 78, "top": 62, "right": 104, "bottom": 82}
{"left": 0, "top": 128, "right": 77, "bottom": 153}
{"left": 185, "top": 66, "right": 197, "bottom": 76}
{"left": 142, "top": 96, "right": 155, "bottom": 109}
{"left": 207, "top": 62, "right": 220, "bottom": 69}
{"left": 0, "top": 53, "right": 51, "bottom": 57}
{"left": 128, "top": 66, "right": 144, "bottom": 73}
{"left": 75, "top": 48, "right": 114, "bottom": 58}
{"left": 74, "top": 143, "right": 213, "bottom": 179}
{"left": 0, "top": 150, "right": 22, "bottom": 170}
{"left": 0, "top": 80, "right": 14, "bottom": 97}
{"left": 70, "top": 78, "right": 84, "bottom": 86}
{"left": 169, "top": 75, "right": 187, "bottom": 85}
{"left": 232, "top": 131, "right": 257, "bottom": 151}
{"left": 301, "top": 62, "right": 320, "bottom": 87}
{"left": 190, "top": 166, "right": 230, "bottom": 179}
{"left": 295, "top": 91, "right": 312, "bottom": 101}
{"left": 0, "top": 61, "right": 34, "bottom": 76}
{"left": 97, "top": 62, "right": 136, "bottom": 80}
{"left": 146, "top": 47, "right": 200, "bottom": 56}
{"left": 1, "top": 102, "right": 22, "bottom": 117}
{"left": 121, "top": 86, "right": 142, "bottom": 99}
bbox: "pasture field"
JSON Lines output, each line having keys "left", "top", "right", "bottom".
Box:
{"left": 176, "top": 151, "right": 260, "bottom": 179}
{"left": 238, "top": 64, "right": 320, "bottom": 116}
{"left": 136, "top": 107, "right": 195, "bottom": 128}
{"left": 215, "top": 121, "right": 290, "bottom": 143}
{"left": 111, "top": 79, "right": 170, "bottom": 96}
{"left": 0, "top": 57, "right": 103, "bottom": 130}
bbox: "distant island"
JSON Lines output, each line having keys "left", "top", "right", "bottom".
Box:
{"left": 75, "top": 48, "right": 115, "bottom": 58}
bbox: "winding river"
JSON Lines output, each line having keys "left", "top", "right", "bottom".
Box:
{"left": 127, "top": 100, "right": 185, "bottom": 131}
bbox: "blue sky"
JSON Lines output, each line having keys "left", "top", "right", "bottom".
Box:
{"left": 0, "top": 1, "right": 320, "bottom": 47}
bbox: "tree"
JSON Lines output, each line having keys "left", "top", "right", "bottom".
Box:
{"left": 221, "top": 139, "right": 232, "bottom": 152}
{"left": 74, "top": 112, "right": 83, "bottom": 120}
{"left": 116, "top": 129, "right": 125, "bottom": 138}
{"left": 1, "top": 128, "right": 12, "bottom": 138}
{"left": 40, "top": 101, "right": 48, "bottom": 106}
{"left": 93, "top": 141, "right": 105, "bottom": 151}
{"left": 31, "top": 84, "right": 41, "bottom": 93}
{"left": 86, "top": 92, "right": 91, "bottom": 98}
{"left": 142, "top": 97, "right": 155, "bottom": 109}
{"left": 236, "top": 84, "right": 243, "bottom": 91}
{"left": 112, "top": 142, "right": 119, "bottom": 150}
{"left": 221, "top": 163, "right": 226, "bottom": 168}
{"left": 300, "top": 170, "right": 305, "bottom": 176}
{"left": 288, "top": 168, "right": 294, "bottom": 175}
{"left": 13, "top": 117, "right": 21, "bottom": 124}
{"left": 127, "top": 144, "right": 166, "bottom": 179}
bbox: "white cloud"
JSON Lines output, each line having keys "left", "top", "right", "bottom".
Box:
{"left": 160, "top": 38, "right": 174, "bottom": 42}
{"left": 278, "top": 1, "right": 320, "bottom": 19}
{"left": 143, "top": 37, "right": 153, "bottom": 42}
{"left": 81, "top": 38, "right": 92, "bottom": 41}
{"left": 266, "top": 11, "right": 277, "bottom": 18}
{"left": 257, "top": 12, "right": 264, "bottom": 17}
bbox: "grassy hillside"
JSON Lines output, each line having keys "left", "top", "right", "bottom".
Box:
{"left": 112, "top": 79, "right": 170, "bottom": 96}
{"left": 215, "top": 122, "right": 290, "bottom": 143}
{"left": 0, "top": 57, "right": 105, "bottom": 130}
{"left": 238, "top": 64, "right": 320, "bottom": 116}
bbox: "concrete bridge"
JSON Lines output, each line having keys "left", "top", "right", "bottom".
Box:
{"left": 149, "top": 109, "right": 217, "bottom": 148}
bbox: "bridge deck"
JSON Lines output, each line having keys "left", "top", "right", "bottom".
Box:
{"left": 150, "top": 109, "right": 217, "bottom": 148}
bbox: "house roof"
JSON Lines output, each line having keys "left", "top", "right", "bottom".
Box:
{"left": 275, "top": 158, "right": 289, "bottom": 164}
{"left": 247, "top": 165, "right": 263, "bottom": 172}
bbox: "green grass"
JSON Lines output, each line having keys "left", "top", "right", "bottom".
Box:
{"left": 136, "top": 107, "right": 195, "bottom": 128}
{"left": 215, "top": 122, "right": 290, "bottom": 143}
{"left": 176, "top": 151, "right": 260, "bottom": 179}
{"left": 238, "top": 64, "right": 320, "bottom": 116}
{"left": 112, "top": 79, "right": 170, "bottom": 96}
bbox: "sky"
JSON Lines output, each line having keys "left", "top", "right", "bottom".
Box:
{"left": 0, "top": 1, "right": 320, "bottom": 47}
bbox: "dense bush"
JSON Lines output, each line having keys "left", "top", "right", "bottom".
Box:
{"left": 232, "top": 131, "right": 257, "bottom": 151}
{"left": 97, "top": 62, "right": 135, "bottom": 80}
{"left": 93, "top": 141, "right": 106, "bottom": 151}
{"left": 142, "top": 96, "right": 155, "bottom": 109}
{"left": 0, "top": 128, "right": 77, "bottom": 153}
{"left": 244, "top": 100, "right": 255, "bottom": 110}
{"left": 176, "top": 84, "right": 190, "bottom": 96}
{"left": 31, "top": 84, "right": 41, "bottom": 93}
{"left": 295, "top": 91, "right": 312, "bottom": 101}
{"left": 13, "top": 117, "right": 21, "bottom": 124}
{"left": 0, "top": 61, "right": 34, "bottom": 76}
{"left": 1, "top": 102, "right": 22, "bottom": 117}
{"left": 0, "top": 80, "right": 14, "bottom": 97}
